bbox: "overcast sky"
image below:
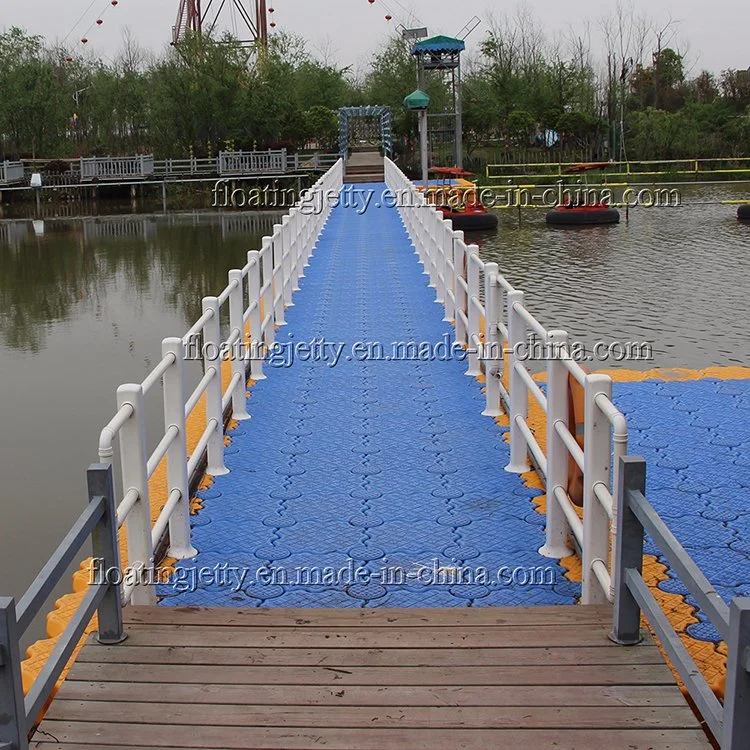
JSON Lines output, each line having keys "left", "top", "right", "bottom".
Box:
{"left": 2, "top": 0, "right": 748, "bottom": 75}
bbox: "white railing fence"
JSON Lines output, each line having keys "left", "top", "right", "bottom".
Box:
{"left": 0, "top": 160, "right": 25, "bottom": 185}
{"left": 385, "top": 157, "right": 627, "bottom": 606}
{"left": 219, "top": 149, "right": 287, "bottom": 176}
{"left": 96, "top": 159, "right": 344, "bottom": 606}
{"left": 80, "top": 156, "right": 155, "bottom": 181}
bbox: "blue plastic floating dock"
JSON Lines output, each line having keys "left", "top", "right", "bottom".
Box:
{"left": 614, "top": 378, "right": 750, "bottom": 642}
{"left": 159, "top": 185, "right": 578, "bottom": 609}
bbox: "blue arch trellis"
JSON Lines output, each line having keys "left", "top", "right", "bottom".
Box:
{"left": 338, "top": 106, "right": 393, "bottom": 157}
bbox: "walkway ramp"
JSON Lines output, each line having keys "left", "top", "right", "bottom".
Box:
{"left": 154, "top": 183, "right": 575, "bottom": 610}
{"left": 344, "top": 147, "right": 385, "bottom": 183}
{"left": 33, "top": 604, "right": 709, "bottom": 750}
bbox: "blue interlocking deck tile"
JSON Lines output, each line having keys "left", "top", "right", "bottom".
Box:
{"left": 160, "top": 184, "right": 572, "bottom": 610}
{"left": 616, "top": 375, "right": 750, "bottom": 642}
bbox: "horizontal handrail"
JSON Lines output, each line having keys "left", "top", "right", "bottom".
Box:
{"left": 97, "top": 403, "right": 134, "bottom": 463}
{"left": 141, "top": 353, "right": 176, "bottom": 395}
{"left": 0, "top": 464, "right": 124, "bottom": 750}
{"left": 116, "top": 487, "right": 139, "bottom": 529}
{"left": 630, "top": 486, "right": 730, "bottom": 637}
{"left": 151, "top": 489, "right": 183, "bottom": 549}
{"left": 146, "top": 425, "right": 180, "bottom": 479}
{"left": 512, "top": 301, "right": 547, "bottom": 338}
{"left": 554, "top": 420, "right": 584, "bottom": 471}
{"left": 184, "top": 368, "right": 216, "bottom": 419}
{"left": 15, "top": 497, "right": 105, "bottom": 634}
{"left": 182, "top": 308, "right": 214, "bottom": 344}
{"left": 612, "top": 456, "right": 750, "bottom": 748}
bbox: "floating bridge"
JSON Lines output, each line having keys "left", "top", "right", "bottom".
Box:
{"left": 1, "top": 152, "right": 749, "bottom": 749}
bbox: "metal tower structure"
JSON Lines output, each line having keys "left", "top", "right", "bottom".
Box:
{"left": 412, "top": 35, "right": 466, "bottom": 169}
{"left": 172, "top": 0, "right": 269, "bottom": 47}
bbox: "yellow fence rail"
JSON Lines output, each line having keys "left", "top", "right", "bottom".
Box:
{"left": 486, "top": 157, "right": 750, "bottom": 183}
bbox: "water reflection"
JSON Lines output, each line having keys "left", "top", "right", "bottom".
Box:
{"left": 0, "top": 212, "right": 280, "bottom": 354}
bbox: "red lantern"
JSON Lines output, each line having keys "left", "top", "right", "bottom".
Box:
{"left": 96, "top": 19, "right": 103, "bottom": 25}
{"left": 268, "top": 6, "right": 274, "bottom": 12}
{"left": 385, "top": 14, "right": 392, "bottom": 21}
{"left": 368, "top": 0, "right": 375, "bottom": 4}
{"left": 81, "top": 38, "right": 88, "bottom": 44}
{"left": 270, "top": 21, "right": 276, "bottom": 28}
{"left": 111, "top": 1, "right": 118, "bottom": 6}
{"left": 65, "top": 56, "right": 73, "bottom": 62}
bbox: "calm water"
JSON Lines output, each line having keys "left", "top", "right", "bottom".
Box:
{"left": 0, "top": 187, "right": 748, "bottom": 643}
{"left": 475, "top": 185, "right": 750, "bottom": 369}
{"left": 0, "top": 210, "right": 280, "bottom": 643}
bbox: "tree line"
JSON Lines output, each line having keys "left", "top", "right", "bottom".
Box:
{"left": 1, "top": 4, "right": 749, "bottom": 166}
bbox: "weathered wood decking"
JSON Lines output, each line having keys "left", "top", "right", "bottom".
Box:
{"left": 32, "top": 605, "right": 709, "bottom": 749}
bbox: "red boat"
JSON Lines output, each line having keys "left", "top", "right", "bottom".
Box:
{"left": 428, "top": 167, "right": 499, "bottom": 232}
{"left": 546, "top": 163, "right": 620, "bottom": 226}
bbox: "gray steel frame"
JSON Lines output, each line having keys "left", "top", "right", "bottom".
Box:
{"left": 612, "top": 455, "right": 750, "bottom": 748}
{"left": 0, "top": 464, "right": 125, "bottom": 750}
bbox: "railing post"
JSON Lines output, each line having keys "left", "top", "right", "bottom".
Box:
{"left": 116, "top": 384, "right": 156, "bottom": 606}
{"left": 295, "top": 207, "right": 305, "bottom": 282}
{"left": 0, "top": 598, "right": 27, "bottom": 750}
{"left": 201, "top": 297, "right": 229, "bottom": 477}
{"left": 246, "top": 251, "right": 266, "bottom": 382}
{"left": 260, "top": 237, "right": 276, "bottom": 348}
{"left": 540, "top": 330, "right": 574, "bottom": 559}
{"left": 723, "top": 598, "right": 750, "bottom": 749}
{"left": 425, "top": 210, "right": 437, "bottom": 288}
{"left": 288, "top": 209, "right": 301, "bottom": 290}
{"left": 466, "top": 246, "right": 482, "bottom": 378}
{"left": 282, "top": 215, "right": 295, "bottom": 304}
{"left": 505, "top": 291, "right": 530, "bottom": 474}
{"left": 160, "top": 338, "right": 199, "bottom": 560}
{"left": 443, "top": 233, "right": 455, "bottom": 325}
{"left": 453, "top": 232, "right": 467, "bottom": 346}
{"left": 302, "top": 195, "right": 314, "bottom": 268}
{"left": 88, "top": 464, "right": 127, "bottom": 644}
{"left": 272, "top": 226, "right": 286, "bottom": 326}
{"left": 435, "top": 219, "right": 451, "bottom": 306}
{"left": 482, "top": 262, "right": 503, "bottom": 418}
{"left": 227, "top": 270, "right": 251, "bottom": 421}
{"left": 582, "top": 374, "right": 614, "bottom": 604}
{"left": 610, "top": 455, "right": 646, "bottom": 645}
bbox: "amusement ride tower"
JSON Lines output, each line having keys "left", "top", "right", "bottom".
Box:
{"left": 172, "top": 0, "right": 270, "bottom": 47}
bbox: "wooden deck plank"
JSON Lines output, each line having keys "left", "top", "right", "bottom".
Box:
{"left": 31, "top": 725, "right": 712, "bottom": 750}
{"left": 45, "top": 701, "right": 700, "bottom": 729}
{"left": 52, "top": 682, "right": 689, "bottom": 707}
{"left": 34, "top": 605, "right": 711, "bottom": 750}
{"left": 73, "top": 642, "right": 667, "bottom": 667}
{"left": 64, "top": 624, "right": 624, "bottom": 649}
{"left": 124, "top": 605, "right": 613, "bottom": 628}
{"left": 64, "top": 662, "right": 681, "bottom": 686}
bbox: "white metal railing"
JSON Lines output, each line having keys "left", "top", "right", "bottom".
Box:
{"left": 80, "top": 155, "right": 155, "bottom": 181}
{"left": 96, "top": 159, "right": 344, "bottom": 606}
{"left": 385, "top": 156, "right": 627, "bottom": 605}
{"left": 1, "top": 160, "right": 25, "bottom": 185}
{"left": 219, "top": 149, "right": 287, "bottom": 176}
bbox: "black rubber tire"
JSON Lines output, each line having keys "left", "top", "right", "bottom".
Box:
{"left": 738, "top": 204, "right": 750, "bottom": 221}
{"left": 546, "top": 207, "right": 620, "bottom": 226}
{"left": 448, "top": 213, "right": 499, "bottom": 232}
